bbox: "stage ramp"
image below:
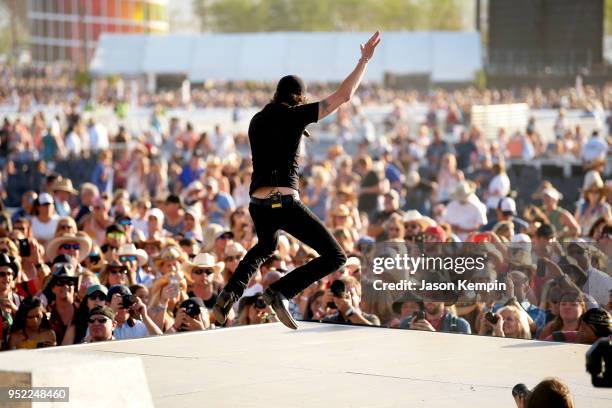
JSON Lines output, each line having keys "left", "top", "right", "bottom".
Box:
{"left": 1, "top": 322, "right": 611, "bottom": 407}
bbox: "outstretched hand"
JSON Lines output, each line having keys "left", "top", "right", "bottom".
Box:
{"left": 360, "top": 31, "right": 381, "bottom": 61}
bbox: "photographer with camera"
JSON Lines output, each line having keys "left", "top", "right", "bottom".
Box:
{"left": 236, "top": 293, "right": 278, "bottom": 326}
{"left": 321, "top": 277, "right": 379, "bottom": 326}
{"left": 107, "top": 285, "right": 162, "bottom": 339}
{"left": 166, "top": 297, "right": 211, "bottom": 332}
{"left": 512, "top": 377, "right": 575, "bottom": 408}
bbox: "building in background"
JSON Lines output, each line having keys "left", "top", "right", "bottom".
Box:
{"left": 27, "top": 0, "right": 169, "bottom": 65}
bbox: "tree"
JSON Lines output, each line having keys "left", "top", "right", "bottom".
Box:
{"left": 193, "top": 0, "right": 467, "bottom": 33}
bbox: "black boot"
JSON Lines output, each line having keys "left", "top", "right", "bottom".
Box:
{"left": 212, "top": 290, "right": 237, "bottom": 326}
{"left": 262, "top": 288, "right": 299, "bottom": 330}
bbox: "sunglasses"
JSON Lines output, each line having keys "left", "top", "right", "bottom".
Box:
{"left": 89, "top": 293, "right": 106, "bottom": 301}
{"left": 192, "top": 268, "right": 214, "bottom": 275}
{"left": 0, "top": 271, "right": 12, "bottom": 278}
{"left": 109, "top": 268, "right": 128, "bottom": 275}
{"left": 106, "top": 232, "right": 125, "bottom": 240}
{"left": 88, "top": 317, "right": 110, "bottom": 324}
{"left": 58, "top": 224, "right": 73, "bottom": 230}
{"left": 119, "top": 255, "right": 138, "bottom": 263}
{"left": 60, "top": 243, "right": 80, "bottom": 250}
{"left": 55, "top": 279, "right": 75, "bottom": 287}
{"left": 13, "top": 226, "right": 25, "bottom": 232}
{"left": 118, "top": 219, "right": 132, "bottom": 226}
{"left": 40, "top": 203, "right": 52, "bottom": 207}
{"left": 225, "top": 255, "right": 240, "bottom": 262}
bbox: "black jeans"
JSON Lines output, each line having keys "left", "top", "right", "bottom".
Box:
{"left": 224, "top": 196, "right": 347, "bottom": 300}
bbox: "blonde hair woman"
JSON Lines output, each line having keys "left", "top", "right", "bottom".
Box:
{"left": 147, "top": 271, "right": 189, "bottom": 331}
{"left": 478, "top": 304, "right": 531, "bottom": 339}
{"left": 53, "top": 217, "right": 78, "bottom": 238}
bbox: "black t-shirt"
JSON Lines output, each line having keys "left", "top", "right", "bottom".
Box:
{"left": 248, "top": 102, "right": 319, "bottom": 195}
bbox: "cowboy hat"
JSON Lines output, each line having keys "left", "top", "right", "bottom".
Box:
{"left": 153, "top": 245, "right": 186, "bottom": 266}
{"left": 582, "top": 170, "right": 605, "bottom": 193}
{"left": 335, "top": 185, "right": 356, "bottom": 200}
{"left": 51, "top": 177, "right": 78, "bottom": 195}
{"left": 224, "top": 242, "right": 247, "bottom": 258}
{"left": 45, "top": 234, "right": 92, "bottom": 262}
{"left": 42, "top": 262, "right": 79, "bottom": 293}
{"left": 201, "top": 223, "right": 225, "bottom": 253}
{"left": 117, "top": 243, "right": 149, "bottom": 266}
{"left": 450, "top": 181, "right": 477, "bottom": 202}
{"left": 185, "top": 253, "right": 224, "bottom": 275}
{"left": 403, "top": 210, "right": 435, "bottom": 230}
{"left": 0, "top": 253, "right": 19, "bottom": 279}
{"left": 331, "top": 204, "right": 351, "bottom": 217}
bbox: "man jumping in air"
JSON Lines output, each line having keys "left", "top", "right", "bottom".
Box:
{"left": 213, "top": 31, "right": 382, "bottom": 329}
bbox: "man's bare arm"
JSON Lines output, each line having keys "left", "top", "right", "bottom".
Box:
{"left": 318, "top": 31, "right": 381, "bottom": 120}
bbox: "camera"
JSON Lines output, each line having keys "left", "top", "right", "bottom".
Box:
{"left": 412, "top": 310, "right": 425, "bottom": 322}
{"left": 485, "top": 311, "right": 500, "bottom": 325}
{"left": 184, "top": 301, "right": 202, "bottom": 318}
{"left": 121, "top": 294, "right": 137, "bottom": 309}
{"left": 18, "top": 239, "right": 31, "bottom": 257}
{"left": 254, "top": 296, "right": 267, "bottom": 310}
{"left": 511, "top": 383, "right": 530, "bottom": 398}
{"left": 328, "top": 280, "right": 346, "bottom": 309}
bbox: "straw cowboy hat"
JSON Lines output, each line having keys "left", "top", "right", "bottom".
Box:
{"left": 331, "top": 204, "right": 351, "bottom": 217}
{"left": 153, "top": 245, "right": 186, "bottom": 267}
{"left": 582, "top": 170, "right": 605, "bottom": 193}
{"left": 51, "top": 177, "right": 78, "bottom": 195}
{"left": 117, "top": 243, "right": 149, "bottom": 266}
{"left": 335, "top": 185, "right": 356, "bottom": 200}
{"left": 185, "top": 253, "right": 224, "bottom": 275}
{"left": 450, "top": 181, "right": 477, "bottom": 202}
{"left": 45, "top": 234, "right": 92, "bottom": 262}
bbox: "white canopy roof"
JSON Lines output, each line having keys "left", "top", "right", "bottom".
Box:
{"left": 90, "top": 31, "right": 482, "bottom": 83}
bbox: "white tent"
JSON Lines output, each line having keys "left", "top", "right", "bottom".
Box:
{"left": 90, "top": 31, "right": 482, "bottom": 83}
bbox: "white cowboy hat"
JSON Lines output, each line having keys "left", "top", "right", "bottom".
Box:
{"left": 450, "top": 181, "right": 477, "bottom": 202}
{"left": 117, "top": 243, "right": 149, "bottom": 266}
{"left": 186, "top": 253, "right": 224, "bottom": 274}
{"left": 46, "top": 234, "right": 92, "bottom": 262}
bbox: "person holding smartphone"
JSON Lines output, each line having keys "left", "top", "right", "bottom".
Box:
{"left": 106, "top": 285, "right": 162, "bottom": 340}
{"left": 213, "top": 31, "right": 382, "bottom": 330}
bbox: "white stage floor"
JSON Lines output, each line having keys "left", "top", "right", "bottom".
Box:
{"left": 28, "top": 322, "right": 612, "bottom": 407}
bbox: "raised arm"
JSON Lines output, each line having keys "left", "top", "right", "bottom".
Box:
{"left": 318, "top": 31, "right": 381, "bottom": 120}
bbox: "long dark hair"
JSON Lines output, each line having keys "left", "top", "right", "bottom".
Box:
{"left": 10, "top": 297, "right": 50, "bottom": 339}
{"left": 304, "top": 290, "right": 324, "bottom": 321}
{"left": 272, "top": 92, "right": 306, "bottom": 106}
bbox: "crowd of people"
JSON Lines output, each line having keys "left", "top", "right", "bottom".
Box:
{"left": 0, "top": 63, "right": 610, "bottom": 351}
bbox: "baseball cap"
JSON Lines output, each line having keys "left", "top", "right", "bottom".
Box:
{"left": 88, "top": 305, "right": 116, "bottom": 321}
{"left": 106, "top": 223, "right": 126, "bottom": 235}
{"left": 106, "top": 285, "right": 131, "bottom": 303}
{"left": 86, "top": 284, "right": 108, "bottom": 298}
{"left": 499, "top": 197, "right": 516, "bottom": 215}
{"left": 216, "top": 230, "right": 234, "bottom": 240}
{"left": 38, "top": 192, "right": 54, "bottom": 205}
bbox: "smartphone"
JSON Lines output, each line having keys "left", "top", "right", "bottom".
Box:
{"left": 18, "top": 239, "right": 31, "bottom": 257}
{"left": 412, "top": 310, "right": 425, "bottom": 322}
